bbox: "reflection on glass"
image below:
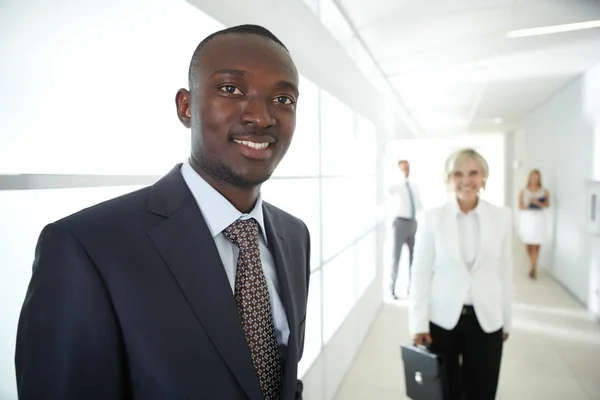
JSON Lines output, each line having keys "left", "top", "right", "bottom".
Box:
{"left": 261, "top": 178, "right": 321, "bottom": 270}
{"left": 274, "top": 75, "right": 320, "bottom": 177}
{"left": 322, "top": 247, "right": 356, "bottom": 344}
{"left": 297, "top": 269, "right": 322, "bottom": 378}
{"left": 320, "top": 90, "right": 356, "bottom": 176}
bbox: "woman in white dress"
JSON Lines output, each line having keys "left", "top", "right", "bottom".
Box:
{"left": 518, "top": 169, "right": 550, "bottom": 279}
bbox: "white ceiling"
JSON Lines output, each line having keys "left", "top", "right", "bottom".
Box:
{"left": 336, "top": 0, "right": 600, "bottom": 136}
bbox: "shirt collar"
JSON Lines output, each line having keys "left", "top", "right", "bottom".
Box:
{"left": 180, "top": 159, "right": 268, "bottom": 244}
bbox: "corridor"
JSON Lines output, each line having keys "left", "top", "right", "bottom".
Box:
{"left": 335, "top": 240, "right": 600, "bottom": 400}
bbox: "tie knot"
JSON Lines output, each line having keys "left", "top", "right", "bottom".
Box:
{"left": 223, "top": 218, "right": 260, "bottom": 250}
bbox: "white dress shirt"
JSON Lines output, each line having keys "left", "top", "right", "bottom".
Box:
{"left": 453, "top": 199, "right": 482, "bottom": 305}
{"left": 389, "top": 179, "right": 423, "bottom": 219}
{"left": 180, "top": 159, "right": 290, "bottom": 346}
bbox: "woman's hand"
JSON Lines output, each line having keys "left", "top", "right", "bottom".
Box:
{"left": 413, "top": 333, "right": 433, "bottom": 347}
{"left": 531, "top": 199, "right": 543, "bottom": 207}
{"left": 503, "top": 332, "right": 509, "bottom": 341}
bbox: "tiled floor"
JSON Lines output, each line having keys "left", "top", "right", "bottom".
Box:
{"left": 334, "top": 243, "right": 600, "bottom": 400}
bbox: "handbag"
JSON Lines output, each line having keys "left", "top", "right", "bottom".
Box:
{"left": 400, "top": 342, "right": 450, "bottom": 400}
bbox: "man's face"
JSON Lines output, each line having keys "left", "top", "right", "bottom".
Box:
{"left": 399, "top": 161, "right": 410, "bottom": 178}
{"left": 177, "top": 34, "right": 299, "bottom": 187}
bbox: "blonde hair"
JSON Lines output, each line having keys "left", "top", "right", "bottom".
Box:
{"left": 526, "top": 169, "right": 542, "bottom": 189}
{"left": 444, "top": 148, "right": 489, "bottom": 189}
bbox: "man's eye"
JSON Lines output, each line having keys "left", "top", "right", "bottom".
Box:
{"left": 275, "top": 96, "right": 293, "bottom": 105}
{"left": 220, "top": 85, "right": 242, "bottom": 95}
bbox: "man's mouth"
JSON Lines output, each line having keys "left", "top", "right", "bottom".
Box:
{"left": 233, "top": 139, "right": 271, "bottom": 150}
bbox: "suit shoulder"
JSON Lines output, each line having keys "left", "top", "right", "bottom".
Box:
{"left": 263, "top": 202, "right": 310, "bottom": 238}
{"left": 263, "top": 202, "right": 307, "bottom": 230}
{"left": 56, "top": 186, "right": 152, "bottom": 229}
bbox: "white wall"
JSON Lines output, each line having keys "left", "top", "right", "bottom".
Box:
{"left": 513, "top": 61, "right": 600, "bottom": 318}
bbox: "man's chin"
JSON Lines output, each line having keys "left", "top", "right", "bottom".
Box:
{"left": 229, "top": 172, "right": 272, "bottom": 188}
{"left": 216, "top": 168, "right": 273, "bottom": 188}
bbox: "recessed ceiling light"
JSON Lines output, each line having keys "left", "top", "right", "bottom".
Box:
{"left": 506, "top": 20, "right": 600, "bottom": 38}
{"left": 493, "top": 117, "right": 503, "bottom": 124}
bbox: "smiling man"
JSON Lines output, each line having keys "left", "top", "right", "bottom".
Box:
{"left": 15, "top": 25, "right": 311, "bottom": 400}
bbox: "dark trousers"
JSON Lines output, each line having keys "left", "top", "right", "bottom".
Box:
{"left": 430, "top": 307, "right": 504, "bottom": 400}
{"left": 390, "top": 217, "right": 417, "bottom": 292}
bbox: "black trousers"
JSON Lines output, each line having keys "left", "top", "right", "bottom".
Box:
{"left": 430, "top": 306, "right": 504, "bottom": 400}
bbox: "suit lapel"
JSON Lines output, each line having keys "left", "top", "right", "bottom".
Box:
{"left": 146, "top": 166, "right": 263, "bottom": 400}
{"left": 262, "top": 205, "right": 298, "bottom": 397}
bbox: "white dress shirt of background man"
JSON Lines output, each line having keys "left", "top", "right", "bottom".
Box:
{"left": 388, "top": 160, "right": 423, "bottom": 299}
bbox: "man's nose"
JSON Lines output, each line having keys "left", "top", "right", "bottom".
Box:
{"left": 240, "top": 97, "right": 276, "bottom": 128}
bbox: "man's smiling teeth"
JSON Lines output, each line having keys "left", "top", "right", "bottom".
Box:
{"left": 233, "top": 140, "right": 270, "bottom": 150}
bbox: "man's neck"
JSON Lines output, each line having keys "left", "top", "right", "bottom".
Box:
{"left": 192, "top": 164, "right": 260, "bottom": 214}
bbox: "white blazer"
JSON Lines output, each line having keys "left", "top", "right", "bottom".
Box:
{"left": 409, "top": 198, "right": 514, "bottom": 336}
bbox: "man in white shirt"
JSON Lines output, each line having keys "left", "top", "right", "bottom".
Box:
{"left": 389, "top": 160, "right": 422, "bottom": 299}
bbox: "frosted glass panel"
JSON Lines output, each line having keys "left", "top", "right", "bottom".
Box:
{"left": 0, "top": 0, "right": 224, "bottom": 175}
{"left": 354, "top": 176, "right": 377, "bottom": 236}
{"left": 261, "top": 178, "right": 321, "bottom": 270}
{"left": 274, "top": 75, "right": 320, "bottom": 177}
{"left": 298, "top": 270, "right": 322, "bottom": 378}
{"left": 321, "top": 177, "right": 356, "bottom": 262}
{"left": 320, "top": 90, "right": 356, "bottom": 176}
{"left": 355, "top": 114, "right": 377, "bottom": 176}
{"left": 356, "top": 231, "right": 377, "bottom": 298}
{"left": 0, "top": 185, "right": 145, "bottom": 400}
{"left": 322, "top": 246, "right": 357, "bottom": 344}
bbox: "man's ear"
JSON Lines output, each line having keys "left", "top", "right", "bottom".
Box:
{"left": 175, "top": 89, "right": 192, "bottom": 128}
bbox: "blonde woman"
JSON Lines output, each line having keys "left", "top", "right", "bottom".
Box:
{"left": 518, "top": 169, "right": 550, "bottom": 279}
{"left": 409, "top": 148, "right": 513, "bottom": 400}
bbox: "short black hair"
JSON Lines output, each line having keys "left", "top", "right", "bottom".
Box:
{"left": 188, "top": 24, "right": 289, "bottom": 88}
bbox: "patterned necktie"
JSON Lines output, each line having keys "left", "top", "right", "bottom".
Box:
{"left": 406, "top": 181, "right": 416, "bottom": 219}
{"left": 223, "top": 218, "right": 282, "bottom": 400}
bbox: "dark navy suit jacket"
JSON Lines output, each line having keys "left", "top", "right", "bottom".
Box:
{"left": 15, "top": 164, "right": 311, "bottom": 400}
